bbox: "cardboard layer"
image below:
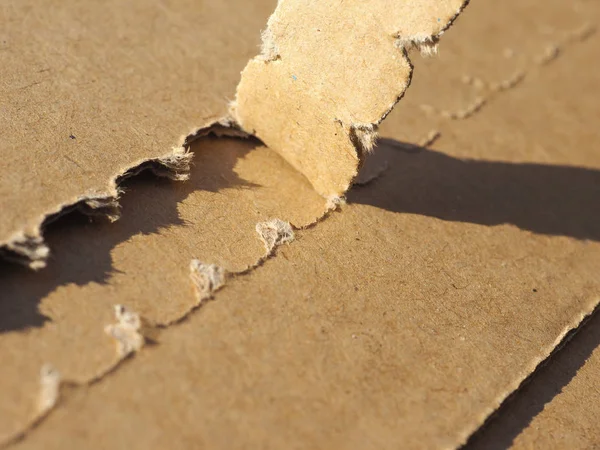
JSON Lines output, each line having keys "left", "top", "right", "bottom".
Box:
{"left": 2, "top": 4, "right": 600, "bottom": 446}
{"left": 6, "top": 162, "right": 599, "bottom": 449}
{"left": 2, "top": 0, "right": 599, "bottom": 448}
{"left": 0, "top": 0, "right": 274, "bottom": 267}
{"left": 511, "top": 317, "right": 600, "bottom": 450}
{"left": 465, "top": 310, "right": 600, "bottom": 450}
{"left": 234, "top": 0, "right": 468, "bottom": 198}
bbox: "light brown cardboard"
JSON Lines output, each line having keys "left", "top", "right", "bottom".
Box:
{"left": 0, "top": 0, "right": 275, "bottom": 268}
{"left": 5, "top": 135, "right": 599, "bottom": 449}
{"left": 1, "top": 0, "right": 599, "bottom": 448}
{"left": 234, "top": 0, "right": 468, "bottom": 198}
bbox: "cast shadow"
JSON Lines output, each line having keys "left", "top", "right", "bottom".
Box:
{"left": 349, "top": 138, "right": 600, "bottom": 242}
{"left": 0, "top": 136, "right": 258, "bottom": 333}
{"left": 2, "top": 135, "right": 599, "bottom": 333}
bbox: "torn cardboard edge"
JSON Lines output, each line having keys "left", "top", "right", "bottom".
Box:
{"left": 0, "top": 1, "right": 476, "bottom": 436}
{"left": 4, "top": 2, "right": 600, "bottom": 446}
{"left": 0, "top": 304, "right": 146, "bottom": 448}
{"left": 189, "top": 261, "right": 227, "bottom": 307}
{"left": 0, "top": 364, "right": 63, "bottom": 449}
{"left": 180, "top": 219, "right": 296, "bottom": 325}
{"left": 104, "top": 305, "right": 145, "bottom": 358}
{"left": 0, "top": 118, "right": 250, "bottom": 270}
{"left": 37, "top": 364, "right": 61, "bottom": 416}
{"left": 3, "top": 214, "right": 597, "bottom": 449}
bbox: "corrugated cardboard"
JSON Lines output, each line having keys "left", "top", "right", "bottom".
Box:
{"left": 1, "top": 0, "right": 599, "bottom": 448}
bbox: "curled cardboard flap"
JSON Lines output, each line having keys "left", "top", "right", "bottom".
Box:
{"left": 233, "top": 0, "right": 468, "bottom": 198}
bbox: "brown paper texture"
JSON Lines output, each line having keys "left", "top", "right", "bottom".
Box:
{"left": 0, "top": 137, "right": 329, "bottom": 443}
{"left": 388, "top": 0, "right": 599, "bottom": 145}
{"left": 1, "top": 0, "right": 600, "bottom": 448}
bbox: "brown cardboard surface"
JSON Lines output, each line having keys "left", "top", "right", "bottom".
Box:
{"left": 2, "top": 2, "right": 600, "bottom": 447}
{"left": 2, "top": 0, "right": 600, "bottom": 448}
{"left": 0, "top": 0, "right": 274, "bottom": 267}
{"left": 465, "top": 310, "right": 600, "bottom": 450}
{"left": 5, "top": 146, "right": 599, "bottom": 449}
{"left": 0, "top": 137, "right": 329, "bottom": 442}
{"left": 393, "top": 0, "right": 600, "bottom": 144}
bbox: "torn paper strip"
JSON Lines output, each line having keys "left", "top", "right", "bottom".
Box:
{"left": 189, "top": 260, "right": 226, "bottom": 304}
{"left": 104, "top": 305, "right": 145, "bottom": 357}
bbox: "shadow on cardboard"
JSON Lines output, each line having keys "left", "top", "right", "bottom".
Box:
{"left": 0, "top": 137, "right": 256, "bottom": 333}
{"left": 350, "top": 138, "right": 600, "bottom": 242}
{"left": 2, "top": 137, "right": 599, "bottom": 333}
{"left": 0, "top": 135, "right": 598, "bottom": 445}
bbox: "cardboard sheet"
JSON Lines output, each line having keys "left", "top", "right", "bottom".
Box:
{"left": 0, "top": 0, "right": 274, "bottom": 267}
{"left": 389, "top": 0, "right": 599, "bottom": 145}
{"left": 5, "top": 146, "right": 599, "bottom": 449}
{"left": 2, "top": 0, "right": 600, "bottom": 448}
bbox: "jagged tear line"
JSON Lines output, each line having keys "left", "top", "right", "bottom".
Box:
{"left": 0, "top": 118, "right": 259, "bottom": 447}
{"left": 2, "top": 190, "right": 597, "bottom": 450}
{"left": 0, "top": 119, "right": 250, "bottom": 270}
{"left": 6, "top": 8, "right": 598, "bottom": 450}
{"left": 1, "top": 1, "right": 474, "bottom": 269}
{"left": 0, "top": 196, "right": 121, "bottom": 270}
{"left": 0, "top": 353, "right": 138, "bottom": 449}
{"left": 0, "top": 205, "right": 347, "bottom": 448}
{"left": 0, "top": 115, "right": 305, "bottom": 446}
